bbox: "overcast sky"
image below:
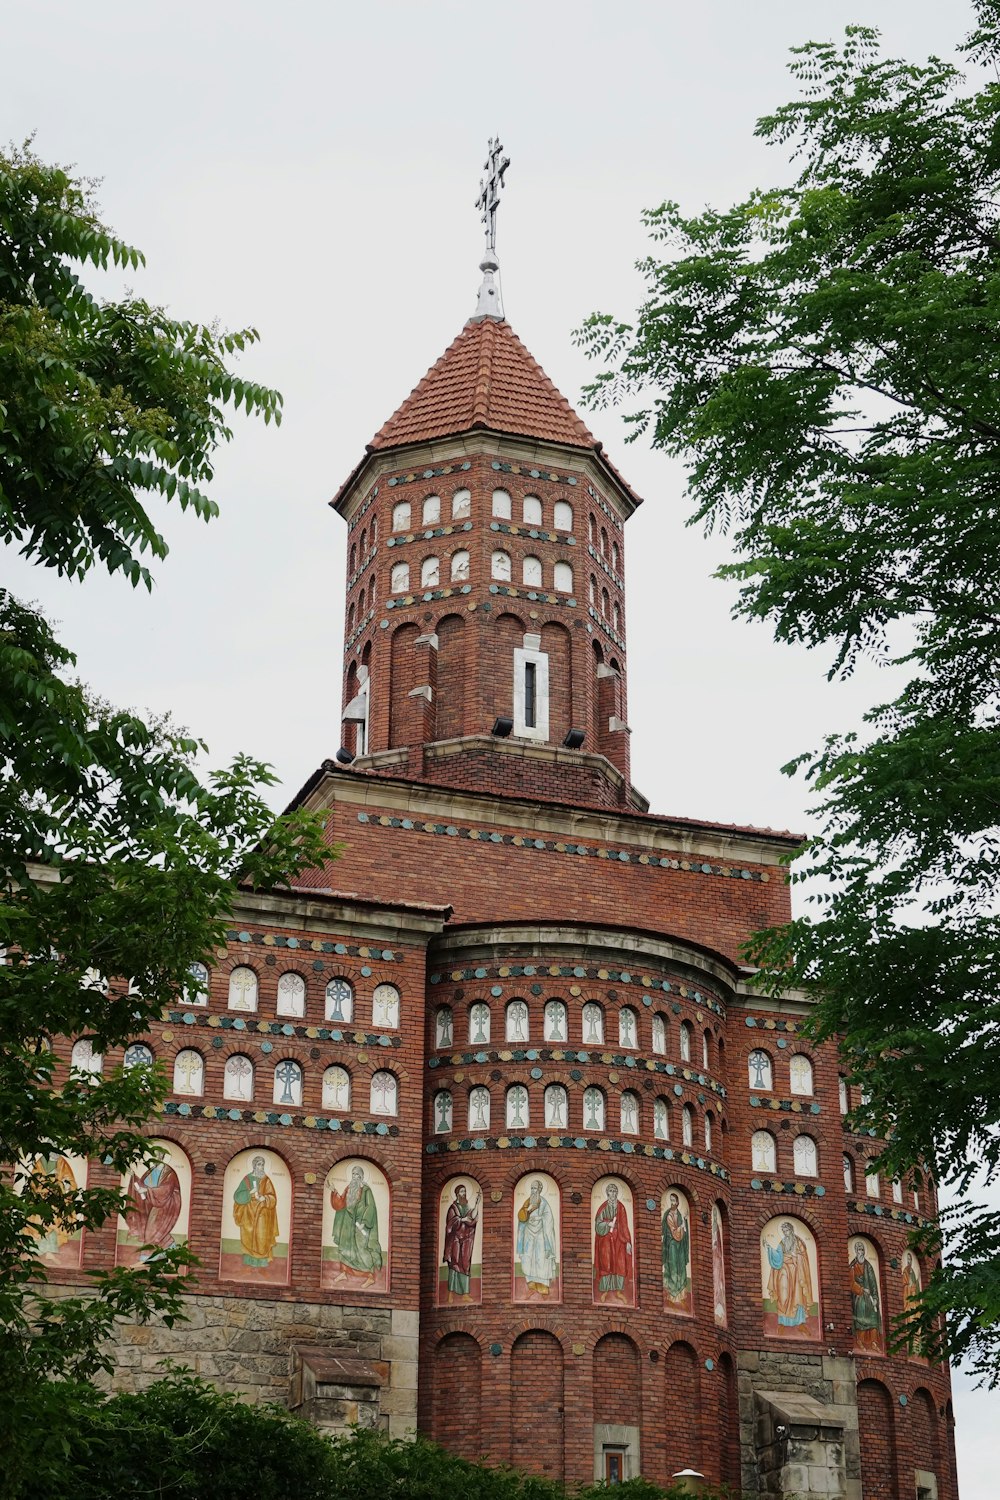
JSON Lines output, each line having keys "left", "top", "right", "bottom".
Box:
{"left": 4, "top": 1, "right": 997, "bottom": 1489}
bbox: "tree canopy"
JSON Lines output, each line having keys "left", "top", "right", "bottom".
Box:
{"left": 0, "top": 141, "right": 329, "bottom": 1496}
{"left": 578, "top": 3, "right": 1000, "bottom": 1379}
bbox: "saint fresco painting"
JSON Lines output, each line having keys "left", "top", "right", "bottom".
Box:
{"left": 712, "top": 1201, "right": 727, "bottom": 1327}
{"left": 116, "top": 1138, "right": 191, "bottom": 1268}
{"left": 592, "top": 1176, "right": 635, "bottom": 1306}
{"left": 322, "top": 1157, "right": 390, "bottom": 1292}
{"left": 512, "top": 1171, "right": 561, "bottom": 1303}
{"left": 848, "top": 1235, "right": 884, "bottom": 1354}
{"left": 19, "top": 1150, "right": 87, "bottom": 1268}
{"left": 219, "top": 1148, "right": 291, "bottom": 1285}
{"left": 760, "top": 1215, "right": 821, "bottom": 1340}
{"left": 436, "top": 1175, "right": 483, "bottom": 1305}
{"left": 660, "top": 1186, "right": 692, "bottom": 1314}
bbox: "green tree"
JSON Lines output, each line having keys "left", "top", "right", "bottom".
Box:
{"left": 0, "top": 142, "right": 330, "bottom": 1495}
{"left": 578, "top": 4, "right": 1000, "bottom": 1379}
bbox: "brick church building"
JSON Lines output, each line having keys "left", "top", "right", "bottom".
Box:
{"left": 48, "top": 154, "right": 958, "bottom": 1500}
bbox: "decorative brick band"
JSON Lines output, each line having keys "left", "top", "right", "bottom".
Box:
{"left": 385, "top": 583, "right": 474, "bottom": 611}
{"left": 387, "top": 461, "right": 474, "bottom": 488}
{"left": 490, "top": 460, "right": 578, "bottom": 488}
{"left": 425, "top": 1131, "right": 730, "bottom": 1181}
{"left": 427, "top": 1050, "right": 726, "bottom": 1101}
{"left": 358, "top": 812, "right": 768, "bottom": 900}
{"left": 345, "top": 607, "right": 376, "bottom": 651}
{"left": 489, "top": 521, "right": 578, "bottom": 546}
{"left": 166, "top": 1012, "right": 403, "bottom": 1048}
{"left": 160, "top": 1098, "right": 400, "bottom": 1136}
{"left": 488, "top": 583, "right": 578, "bottom": 609}
{"left": 749, "top": 1178, "right": 827, "bottom": 1197}
{"left": 587, "top": 544, "right": 623, "bottom": 588}
{"left": 225, "top": 930, "right": 400, "bottom": 962}
{"left": 848, "top": 1198, "right": 933, "bottom": 1230}
{"left": 585, "top": 482, "right": 622, "bottom": 528}
{"left": 587, "top": 603, "right": 626, "bottom": 652}
{"left": 744, "top": 1016, "right": 801, "bottom": 1033}
{"left": 347, "top": 548, "right": 378, "bottom": 588}
{"left": 428, "top": 963, "right": 724, "bottom": 1017}
{"left": 385, "top": 520, "right": 474, "bottom": 548}
{"left": 749, "top": 1097, "right": 822, "bottom": 1116}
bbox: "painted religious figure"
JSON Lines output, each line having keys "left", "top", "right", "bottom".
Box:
{"left": 220, "top": 1149, "right": 290, "bottom": 1285}
{"left": 20, "top": 1150, "right": 86, "bottom": 1268}
{"left": 712, "top": 1202, "right": 727, "bottom": 1327}
{"left": 661, "top": 1187, "right": 693, "bottom": 1314}
{"left": 901, "top": 1250, "right": 922, "bottom": 1355}
{"left": 117, "top": 1139, "right": 190, "bottom": 1268}
{"left": 437, "top": 1177, "right": 482, "bottom": 1305}
{"left": 513, "top": 1173, "right": 560, "bottom": 1302}
{"left": 592, "top": 1177, "right": 635, "bottom": 1306}
{"left": 848, "top": 1237, "right": 884, "bottom": 1354}
{"left": 322, "top": 1158, "right": 390, "bottom": 1292}
{"left": 761, "top": 1216, "right": 821, "bottom": 1340}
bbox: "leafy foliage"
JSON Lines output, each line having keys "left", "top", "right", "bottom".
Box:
{"left": 23, "top": 1372, "right": 720, "bottom": 1500}
{"left": 0, "top": 143, "right": 331, "bottom": 1496}
{"left": 578, "top": 4, "right": 1000, "bottom": 1379}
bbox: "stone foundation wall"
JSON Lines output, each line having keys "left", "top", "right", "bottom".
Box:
{"left": 737, "top": 1351, "right": 860, "bottom": 1500}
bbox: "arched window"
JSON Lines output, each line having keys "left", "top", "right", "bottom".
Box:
{"left": 273, "top": 1058, "right": 303, "bottom": 1106}
{"left": 450, "top": 549, "right": 470, "bottom": 582}
{"left": 392, "top": 500, "right": 411, "bottom": 532}
{"left": 522, "top": 555, "right": 542, "bottom": 587}
{"left": 844, "top": 1155, "right": 854, "bottom": 1193}
{"left": 368, "top": 575, "right": 376, "bottom": 609}
{"left": 506, "top": 1083, "right": 529, "bottom": 1129}
{"left": 435, "top": 1006, "right": 453, "bottom": 1049}
{"left": 370, "top": 1070, "right": 398, "bottom": 1115}
{"left": 583, "top": 1086, "right": 605, "bottom": 1131}
{"left": 582, "top": 1002, "right": 604, "bottom": 1044}
{"left": 682, "top": 1104, "right": 694, "bottom": 1147}
{"left": 276, "top": 972, "right": 305, "bottom": 1017}
{"left": 421, "top": 555, "right": 440, "bottom": 589}
{"left": 651, "top": 1014, "right": 667, "bottom": 1054}
{"left": 613, "top": 601, "right": 621, "bottom": 633}
{"left": 370, "top": 514, "right": 377, "bottom": 545}
{"left": 452, "top": 488, "right": 471, "bottom": 519}
{"left": 492, "top": 488, "right": 512, "bottom": 519}
{"left": 391, "top": 561, "right": 410, "bottom": 593}
{"left": 839, "top": 1077, "right": 849, "bottom": 1113}
{"left": 172, "top": 1048, "right": 203, "bottom": 1095}
{"left": 789, "top": 1055, "right": 814, "bottom": 1096}
{"left": 433, "top": 1088, "right": 453, "bottom": 1133}
{"left": 184, "top": 961, "right": 209, "bottom": 1006}
{"left": 612, "top": 541, "right": 620, "bottom": 571}
{"left": 601, "top": 587, "right": 610, "bottom": 617}
{"left": 705, "top": 1111, "right": 714, "bottom": 1152}
{"left": 865, "top": 1163, "right": 880, "bottom": 1198}
{"left": 359, "top": 527, "right": 367, "bottom": 555}
{"left": 679, "top": 1021, "right": 692, "bottom": 1063}
{"left": 589, "top": 574, "right": 596, "bottom": 606}
{"left": 793, "top": 1135, "right": 817, "bottom": 1177}
{"left": 422, "top": 494, "right": 441, "bottom": 526}
{"left": 620, "top": 1090, "right": 639, "bottom": 1134}
{"left": 71, "top": 1038, "right": 103, "bottom": 1076}
{"left": 227, "top": 966, "right": 257, "bottom": 1012}
{"left": 752, "top": 1130, "right": 777, "bottom": 1172}
{"left": 892, "top": 1178, "right": 903, "bottom": 1204}
{"left": 322, "top": 1065, "right": 350, "bottom": 1111}
{"left": 554, "top": 561, "right": 573, "bottom": 593}
{"left": 618, "top": 1006, "right": 637, "bottom": 1049}
{"left": 325, "top": 977, "right": 353, "bottom": 1023}
{"left": 588, "top": 513, "right": 595, "bottom": 543}
{"left": 468, "top": 1002, "right": 490, "bottom": 1045}
{"left": 703, "top": 1031, "right": 711, "bottom": 1070}
{"left": 123, "top": 1041, "right": 152, "bottom": 1070}
{"left": 523, "top": 495, "right": 542, "bottom": 525}
{"left": 349, "top": 542, "right": 357, "bottom": 574}
{"left": 554, "top": 500, "right": 573, "bottom": 531}
{"left": 543, "top": 1000, "right": 567, "bottom": 1042}
{"left": 505, "top": 999, "right": 529, "bottom": 1042}
{"left": 748, "top": 1049, "right": 773, "bottom": 1090}
{"left": 544, "top": 1083, "right": 568, "bottom": 1129}
{"left": 491, "top": 549, "right": 511, "bottom": 581}
{"left": 654, "top": 1096, "right": 670, "bottom": 1140}
{"left": 600, "top": 526, "right": 609, "bottom": 557}
{"left": 347, "top": 601, "right": 355, "bottom": 635}
{"left": 223, "top": 1053, "right": 254, "bottom": 1100}
{"left": 372, "top": 983, "right": 400, "bottom": 1029}
{"left": 468, "top": 1085, "right": 490, "bottom": 1130}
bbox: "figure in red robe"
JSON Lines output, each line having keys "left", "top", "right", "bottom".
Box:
{"left": 442, "top": 1183, "right": 481, "bottom": 1301}
{"left": 593, "top": 1182, "right": 633, "bottom": 1304}
{"left": 125, "top": 1159, "right": 182, "bottom": 1261}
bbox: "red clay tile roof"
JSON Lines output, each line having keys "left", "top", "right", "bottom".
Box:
{"left": 369, "top": 318, "right": 598, "bottom": 451}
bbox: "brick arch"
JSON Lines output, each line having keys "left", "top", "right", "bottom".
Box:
{"left": 540, "top": 620, "right": 572, "bottom": 742}
{"left": 435, "top": 613, "right": 466, "bottom": 741}
{"left": 857, "top": 1378, "right": 898, "bottom": 1500}
{"left": 663, "top": 1339, "right": 701, "bottom": 1474}
{"left": 429, "top": 1329, "right": 483, "bottom": 1457}
{"left": 717, "top": 1351, "right": 740, "bottom": 1490}
{"left": 910, "top": 1386, "right": 941, "bottom": 1483}
{"left": 489, "top": 612, "right": 526, "bottom": 723}
{"left": 594, "top": 1332, "right": 640, "bottom": 1427}
{"left": 388, "top": 621, "right": 420, "bottom": 747}
{"left": 510, "top": 1329, "right": 565, "bottom": 1482}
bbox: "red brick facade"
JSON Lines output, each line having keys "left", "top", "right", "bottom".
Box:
{"left": 46, "top": 311, "right": 957, "bottom": 1497}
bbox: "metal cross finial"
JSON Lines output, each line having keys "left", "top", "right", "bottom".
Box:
{"left": 472, "top": 136, "right": 510, "bottom": 322}
{"left": 476, "top": 136, "right": 510, "bottom": 255}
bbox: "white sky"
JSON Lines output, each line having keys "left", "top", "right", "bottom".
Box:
{"left": 4, "top": 1, "right": 997, "bottom": 1489}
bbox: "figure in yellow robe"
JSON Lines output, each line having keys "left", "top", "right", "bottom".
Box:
{"left": 232, "top": 1155, "right": 279, "bottom": 1267}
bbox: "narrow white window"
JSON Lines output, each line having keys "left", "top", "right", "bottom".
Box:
{"left": 391, "top": 562, "right": 410, "bottom": 593}
{"left": 421, "top": 555, "right": 440, "bottom": 588}
{"left": 522, "top": 555, "right": 543, "bottom": 587}
{"left": 469, "top": 1085, "right": 491, "bottom": 1130}
{"left": 452, "top": 488, "right": 471, "bottom": 519}
{"left": 523, "top": 495, "right": 542, "bottom": 525}
{"left": 682, "top": 1104, "right": 694, "bottom": 1147}
{"left": 392, "top": 500, "right": 411, "bottom": 532}
{"left": 554, "top": 500, "right": 573, "bottom": 531}
{"left": 228, "top": 967, "right": 257, "bottom": 1013}
{"left": 492, "top": 488, "right": 512, "bottom": 519}
{"left": 276, "top": 972, "right": 305, "bottom": 1017}
{"left": 273, "top": 1059, "right": 303, "bottom": 1106}
{"left": 323, "top": 1065, "right": 350, "bottom": 1110}
{"left": 370, "top": 1071, "right": 398, "bottom": 1116}
{"left": 434, "top": 1089, "right": 453, "bottom": 1133}
{"left": 793, "top": 1135, "right": 817, "bottom": 1177}
{"left": 173, "top": 1049, "right": 203, "bottom": 1096}
{"left": 513, "top": 645, "right": 549, "bottom": 741}
{"left": 491, "top": 549, "right": 511, "bottom": 582}
{"left": 422, "top": 494, "right": 441, "bottom": 526}
{"left": 450, "top": 549, "right": 470, "bottom": 582}
{"left": 554, "top": 561, "right": 573, "bottom": 593}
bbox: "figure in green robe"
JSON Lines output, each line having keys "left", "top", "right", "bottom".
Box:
{"left": 329, "top": 1164, "right": 383, "bottom": 1287}
{"left": 662, "top": 1191, "right": 691, "bottom": 1307}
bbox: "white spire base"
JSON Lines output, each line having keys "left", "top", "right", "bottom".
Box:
{"left": 472, "top": 248, "right": 504, "bottom": 322}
